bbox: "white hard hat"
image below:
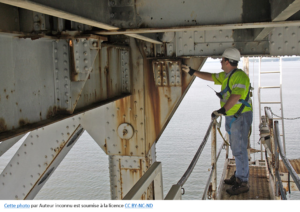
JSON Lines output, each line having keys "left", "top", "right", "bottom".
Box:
{"left": 222, "top": 48, "right": 241, "bottom": 62}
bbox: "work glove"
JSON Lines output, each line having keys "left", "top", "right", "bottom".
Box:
{"left": 211, "top": 107, "right": 226, "bottom": 119}
{"left": 182, "top": 64, "right": 196, "bottom": 76}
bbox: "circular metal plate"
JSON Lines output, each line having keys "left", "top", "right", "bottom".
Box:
{"left": 118, "top": 123, "right": 134, "bottom": 139}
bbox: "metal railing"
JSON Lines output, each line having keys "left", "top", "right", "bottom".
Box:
{"left": 274, "top": 121, "right": 300, "bottom": 191}
{"left": 264, "top": 107, "right": 300, "bottom": 199}
{"left": 122, "top": 162, "right": 163, "bottom": 200}
{"left": 202, "top": 141, "right": 224, "bottom": 200}
{"left": 123, "top": 116, "right": 226, "bottom": 200}
{"left": 165, "top": 117, "right": 225, "bottom": 200}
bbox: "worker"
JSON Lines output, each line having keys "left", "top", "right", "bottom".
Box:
{"left": 182, "top": 48, "right": 252, "bottom": 195}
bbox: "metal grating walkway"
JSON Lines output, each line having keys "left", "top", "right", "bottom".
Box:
{"left": 279, "top": 159, "right": 300, "bottom": 173}
{"left": 218, "top": 159, "right": 272, "bottom": 200}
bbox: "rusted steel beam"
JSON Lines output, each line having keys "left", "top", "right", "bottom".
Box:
{"left": 0, "top": 30, "right": 108, "bottom": 43}
{"left": 0, "top": 0, "right": 162, "bottom": 44}
{"left": 0, "top": 94, "right": 131, "bottom": 143}
{"left": 0, "top": 0, "right": 117, "bottom": 30}
{"left": 96, "top": 20, "right": 300, "bottom": 35}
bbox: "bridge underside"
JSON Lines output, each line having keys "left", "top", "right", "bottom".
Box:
{"left": 1, "top": 0, "right": 300, "bottom": 200}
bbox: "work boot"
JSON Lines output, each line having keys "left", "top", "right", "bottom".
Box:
{"left": 224, "top": 171, "right": 236, "bottom": 185}
{"left": 226, "top": 177, "right": 249, "bottom": 195}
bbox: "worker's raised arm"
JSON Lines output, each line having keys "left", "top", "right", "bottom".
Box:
{"left": 182, "top": 65, "right": 214, "bottom": 81}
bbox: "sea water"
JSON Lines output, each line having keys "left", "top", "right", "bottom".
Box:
{"left": 0, "top": 59, "right": 300, "bottom": 200}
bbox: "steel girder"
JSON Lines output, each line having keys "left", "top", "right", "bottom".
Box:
{"left": 1, "top": 0, "right": 300, "bottom": 201}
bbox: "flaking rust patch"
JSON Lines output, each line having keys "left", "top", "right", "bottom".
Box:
{"left": 19, "top": 118, "right": 29, "bottom": 127}
{"left": 0, "top": 118, "right": 7, "bottom": 133}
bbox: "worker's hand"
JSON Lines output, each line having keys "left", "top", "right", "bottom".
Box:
{"left": 211, "top": 107, "right": 226, "bottom": 119}
{"left": 182, "top": 64, "right": 190, "bottom": 73}
{"left": 182, "top": 64, "right": 196, "bottom": 76}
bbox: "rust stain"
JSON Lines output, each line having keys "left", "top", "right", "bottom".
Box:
{"left": 19, "top": 118, "right": 29, "bottom": 127}
{"left": 19, "top": 109, "right": 22, "bottom": 113}
{"left": 4, "top": 89, "right": 6, "bottom": 92}
{"left": 6, "top": 95, "right": 9, "bottom": 99}
{"left": 145, "top": 59, "right": 161, "bottom": 141}
{"left": 0, "top": 118, "right": 7, "bottom": 133}
{"left": 47, "top": 107, "right": 54, "bottom": 118}
{"left": 104, "top": 139, "right": 108, "bottom": 154}
{"left": 46, "top": 106, "right": 60, "bottom": 118}
{"left": 118, "top": 159, "right": 123, "bottom": 199}
{"left": 39, "top": 112, "right": 42, "bottom": 120}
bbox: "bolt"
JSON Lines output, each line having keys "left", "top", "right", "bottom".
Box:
{"left": 92, "top": 42, "right": 98, "bottom": 47}
{"left": 123, "top": 129, "right": 128, "bottom": 136}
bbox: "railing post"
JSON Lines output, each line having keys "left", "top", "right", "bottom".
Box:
{"left": 154, "top": 166, "right": 164, "bottom": 200}
{"left": 211, "top": 119, "right": 217, "bottom": 199}
{"left": 274, "top": 126, "right": 280, "bottom": 198}
{"left": 265, "top": 107, "right": 277, "bottom": 199}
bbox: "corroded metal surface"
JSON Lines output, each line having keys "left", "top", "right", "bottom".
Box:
{"left": 144, "top": 57, "right": 206, "bottom": 153}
